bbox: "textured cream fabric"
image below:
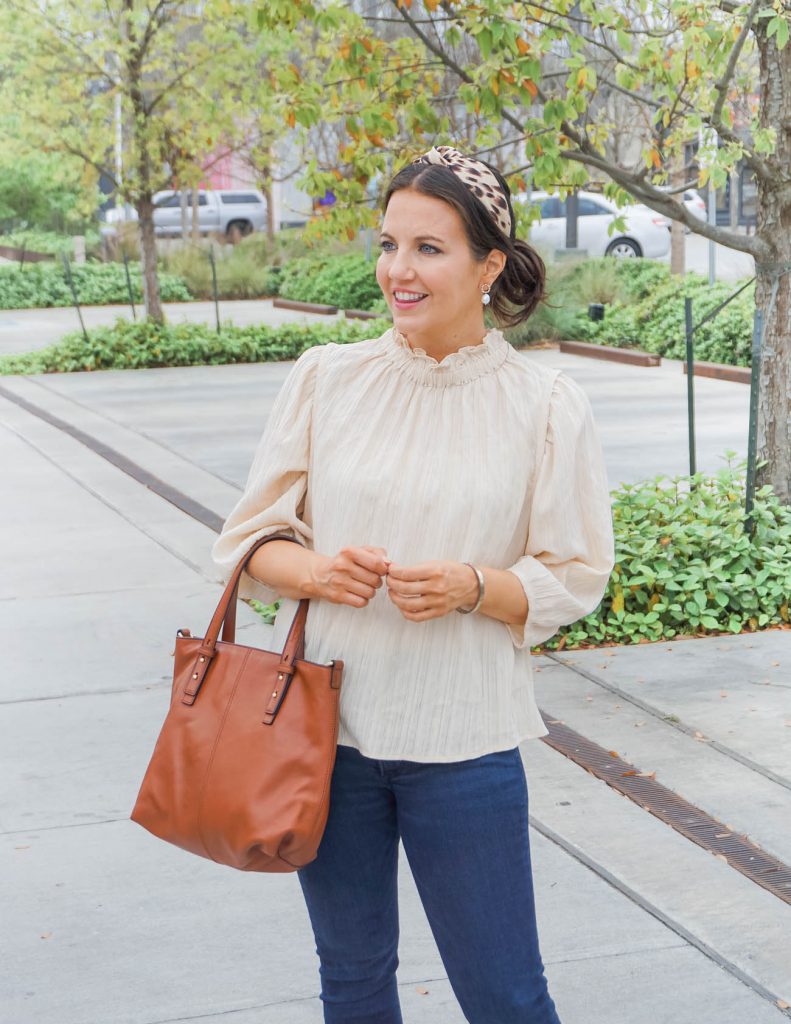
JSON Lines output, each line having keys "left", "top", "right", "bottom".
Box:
{"left": 211, "top": 326, "right": 615, "bottom": 762}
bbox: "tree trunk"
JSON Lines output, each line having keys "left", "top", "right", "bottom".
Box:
{"left": 180, "top": 187, "right": 189, "bottom": 240}
{"left": 126, "top": 7, "right": 163, "bottom": 325}
{"left": 669, "top": 163, "right": 686, "bottom": 275}
{"left": 262, "top": 178, "right": 276, "bottom": 240}
{"left": 191, "top": 188, "right": 200, "bottom": 244}
{"left": 754, "top": 27, "right": 791, "bottom": 505}
{"left": 137, "top": 193, "right": 163, "bottom": 323}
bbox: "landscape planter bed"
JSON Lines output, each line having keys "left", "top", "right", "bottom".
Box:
{"left": 682, "top": 360, "right": 751, "bottom": 384}
{"left": 344, "top": 308, "right": 384, "bottom": 321}
{"left": 559, "top": 339, "right": 661, "bottom": 367}
{"left": 273, "top": 297, "right": 338, "bottom": 315}
{"left": 0, "top": 245, "right": 54, "bottom": 263}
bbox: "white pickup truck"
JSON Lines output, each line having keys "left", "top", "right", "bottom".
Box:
{"left": 104, "top": 189, "right": 268, "bottom": 239}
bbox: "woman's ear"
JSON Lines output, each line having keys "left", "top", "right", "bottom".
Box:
{"left": 484, "top": 248, "right": 507, "bottom": 284}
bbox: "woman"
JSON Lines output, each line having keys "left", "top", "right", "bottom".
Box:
{"left": 212, "top": 145, "right": 615, "bottom": 1024}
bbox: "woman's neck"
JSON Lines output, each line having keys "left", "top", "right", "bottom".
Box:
{"left": 400, "top": 320, "right": 489, "bottom": 364}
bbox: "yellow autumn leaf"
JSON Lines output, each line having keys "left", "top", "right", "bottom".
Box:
{"left": 576, "top": 67, "right": 587, "bottom": 88}
{"left": 517, "top": 37, "right": 530, "bottom": 55}
{"left": 611, "top": 587, "right": 625, "bottom": 614}
{"left": 687, "top": 60, "right": 700, "bottom": 79}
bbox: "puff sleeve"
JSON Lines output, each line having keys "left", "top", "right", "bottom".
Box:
{"left": 506, "top": 371, "right": 615, "bottom": 650}
{"left": 210, "top": 344, "right": 323, "bottom": 604}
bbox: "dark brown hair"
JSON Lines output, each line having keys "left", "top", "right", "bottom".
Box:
{"left": 382, "top": 157, "right": 546, "bottom": 328}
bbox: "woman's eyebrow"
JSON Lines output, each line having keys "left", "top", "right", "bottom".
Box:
{"left": 379, "top": 231, "right": 445, "bottom": 243}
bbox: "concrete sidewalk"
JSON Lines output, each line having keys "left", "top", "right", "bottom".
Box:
{"left": 1, "top": 345, "right": 788, "bottom": 1024}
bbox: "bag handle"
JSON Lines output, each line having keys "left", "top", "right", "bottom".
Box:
{"left": 181, "top": 533, "right": 309, "bottom": 706}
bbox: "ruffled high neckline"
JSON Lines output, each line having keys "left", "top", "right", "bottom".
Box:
{"left": 381, "top": 325, "right": 510, "bottom": 387}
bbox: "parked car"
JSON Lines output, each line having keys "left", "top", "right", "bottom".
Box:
{"left": 656, "top": 185, "right": 707, "bottom": 227}
{"left": 515, "top": 190, "right": 671, "bottom": 258}
{"left": 103, "top": 189, "right": 268, "bottom": 239}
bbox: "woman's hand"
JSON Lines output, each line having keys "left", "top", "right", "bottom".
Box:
{"left": 386, "top": 560, "right": 480, "bottom": 622}
{"left": 310, "top": 545, "right": 391, "bottom": 608}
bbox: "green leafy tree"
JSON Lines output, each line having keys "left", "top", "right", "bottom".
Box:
{"left": 259, "top": 0, "right": 791, "bottom": 504}
{"left": 0, "top": 0, "right": 254, "bottom": 321}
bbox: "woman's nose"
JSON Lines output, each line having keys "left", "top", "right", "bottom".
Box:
{"left": 387, "top": 251, "right": 416, "bottom": 281}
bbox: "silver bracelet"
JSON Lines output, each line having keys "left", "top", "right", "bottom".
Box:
{"left": 456, "top": 563, "right": 485, "bottom": 614}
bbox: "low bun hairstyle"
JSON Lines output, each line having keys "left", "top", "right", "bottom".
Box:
{"left": 382, "top": 157, "right": 546, "bottom": 328}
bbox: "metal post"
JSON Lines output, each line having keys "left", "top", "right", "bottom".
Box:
{"left": 61, "top": 254, "right": 90, "bottom": 343}
{"left": 684, "top": 297, "right": 696, "bottom": 477}
{"left": 565, "top": 190, "right": 579, "bottom": 249}
{"left": 209, "top": 245, "right": 220, "bottom": 334}
{"left": 707, "top": 182, "right": 716, "bottom": 286}
{"left": 744, "top": 309, "right": 764, "bottom": 534}
{"left": 122, "top": 252, "right": 137, "bottom": 320}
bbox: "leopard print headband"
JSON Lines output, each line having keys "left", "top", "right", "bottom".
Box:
{"left": 411, "top": 145, "right": 512, "bottom": 238}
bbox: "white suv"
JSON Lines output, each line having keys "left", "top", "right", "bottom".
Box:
{"left": 515, "top": 190, "right": 671, "bottom": 258}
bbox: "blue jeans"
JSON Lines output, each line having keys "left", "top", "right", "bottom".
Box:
{"left": 297, "top": 744, "right": 562, "bottom": 1024}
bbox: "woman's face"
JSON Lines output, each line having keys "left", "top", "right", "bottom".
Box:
{"left": 376, "top": 188, "right": 504, "bottom": 353}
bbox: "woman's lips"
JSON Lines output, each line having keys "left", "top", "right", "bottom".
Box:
{"left": 392, "top": 292, "right": 428, "bottom": 309}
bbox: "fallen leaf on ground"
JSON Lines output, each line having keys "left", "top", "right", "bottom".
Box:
{"left": 719, "top": 691, "right": 728, "bottom": 698}
{"left": 634, "top": 721, "right": 646, "bottom": 727}
{"left": 608, "top": 750, "right": 619, "bottom": 757}
{"left": 637, "top": 770, "right": 656, "bottom": 779}
{"left": 715, "top": 832, "right": 731, "bottom": 839}
{"left": 416, "top": 986, "right": 430, "bottom": 995}
{"left": 776, "top": 999, "right": 789, "bottom": 1010}
{"left": 585, "top": 696, "right": 593, "bottom": 702}
{"left": 622, "top": 770, "right": 637, "bottom": 777}
{"left": 40, "top": 932, "right": 52, "bottom": 939}
{"left": 714, "top": 854, "right": 728, "bottom": 863}
{"left": 694, "top": 730, "right": 708, "bottom": 741}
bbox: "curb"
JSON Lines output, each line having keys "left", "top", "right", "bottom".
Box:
{"left": 683, "top": 360, "right": 751, "bottom": 384}
{"left": 559, "top": 339, "right": 661, "bottom": 367}
{"left": 272, "top": 297, "right": 338, "bottom": 315}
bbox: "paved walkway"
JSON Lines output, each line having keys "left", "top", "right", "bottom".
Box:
{"left": 1, "top": 341, "right": 788, "bottom": 1024}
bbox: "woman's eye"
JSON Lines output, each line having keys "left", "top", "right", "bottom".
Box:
{"left": 378, "top": 241, "right": 439, "bottom": 254}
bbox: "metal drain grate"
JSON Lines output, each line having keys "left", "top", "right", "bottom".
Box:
{"left": 539, "top": 711, "right": 791, "bottom": 905}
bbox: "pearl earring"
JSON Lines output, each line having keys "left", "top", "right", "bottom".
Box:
{"left": 481, "top": 285, "right": 491, "bottom": 306}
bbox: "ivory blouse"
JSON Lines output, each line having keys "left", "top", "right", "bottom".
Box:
{"left": 211, "top": 325, "right": 615, "bottom": 763}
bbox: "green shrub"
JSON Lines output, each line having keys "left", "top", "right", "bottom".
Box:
{"left": 278, "top": 252, "right": 381, "bottom": 310}
{"left": 573, "top": 266, "right": 755, "bottom": 366}
{"left": 160, "top": 243, "right": 273, "bottom": 300}
{"left": 0, "top": 261, "right": 191, "bottom": 309}
{"left": 0, "top": 315, "right": 393, "bottom": 375}
{"left": 540, "top": 453, "right": 791, "bottom": 650}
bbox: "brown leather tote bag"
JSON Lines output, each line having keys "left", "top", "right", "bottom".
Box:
{"left": 130, "top": 533, "right": 343, "bottom": 872}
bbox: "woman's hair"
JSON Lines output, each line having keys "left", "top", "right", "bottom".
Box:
{"left": 382, "top": 158, "right": 546, "bottom": 328}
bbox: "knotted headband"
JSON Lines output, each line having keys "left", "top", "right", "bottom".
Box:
{"left": 411, "top": 145, "right": 513, "bottom": 239}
